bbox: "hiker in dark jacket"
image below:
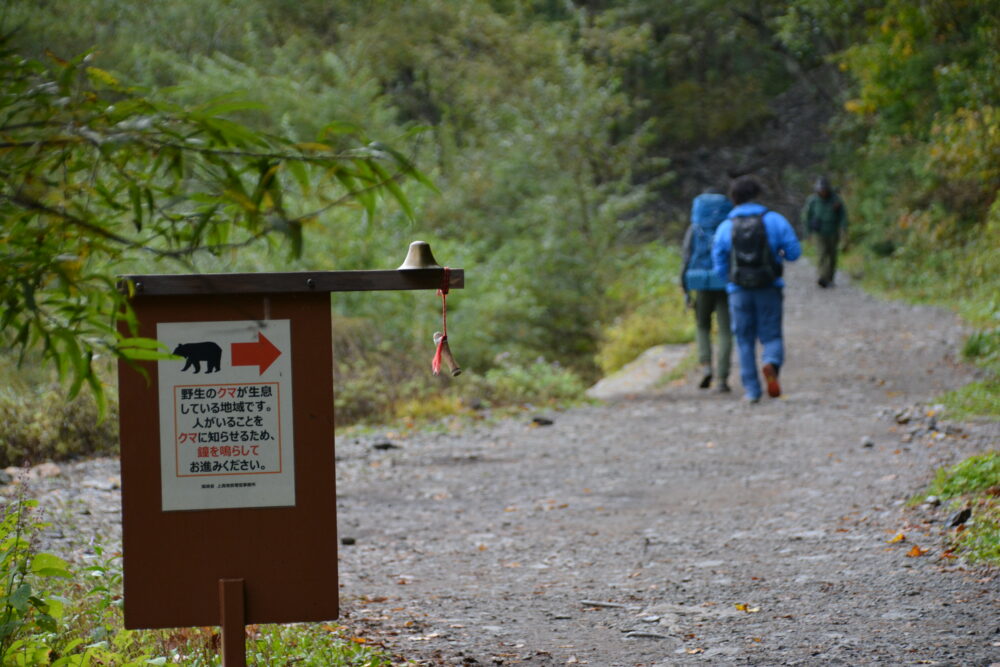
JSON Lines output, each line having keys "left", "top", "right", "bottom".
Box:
{"left": 801, "top": 176, "right": 848, "bottom": 287}
{"left": 681, "top": 188, "right": 733, "bottom": 392}
{"left": 711, "top": 176, "right": 801, "bottom": 403}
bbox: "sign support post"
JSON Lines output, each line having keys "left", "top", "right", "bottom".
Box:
{"left": 220, "top": 579, "right": 246, "bottom": 667}
{"left": 117, "top": 243, "right": 462, "bottom": 664}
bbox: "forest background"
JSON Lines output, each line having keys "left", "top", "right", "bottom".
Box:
{"left": 2, "top": 0, "right": 998, "bottom": 465}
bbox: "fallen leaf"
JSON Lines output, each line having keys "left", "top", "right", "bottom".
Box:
{"left": 734, "top": 603, "right": 761, "bottom": 613}
{"left": 686, "top": 648, "right": 704, "bottom": 654}
{"left": 888, "top": 532, "right": 906, "bottom": 543}
{"left": 350, "top": 637, "right": 368, "bottom": 644}
{"left": 906, "top": 545, "right": 928, "bottom": 557}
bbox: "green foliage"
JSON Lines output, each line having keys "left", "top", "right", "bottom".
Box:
{"left": 938, "top": 380, "right": 1000, "bottom": 420}
{"left": 928, "top": 453, "right": 1000, "bottom": 499}
{"left": 925, "top": 452, "right": 1000, "bottom": 565}
{"left": 0, "top": 495, "right": 72, "bottom": 663}
{"left": 473, "top": 359, "right": 587, "bottom": 407}
{"left": 583, "top": 0, "right": 799, "bottom": 147}
{"left": 955, "top": 502, "right": 1000, "bottom": 564}
{"left": 0, "top": 531, "right": 391, "bottom": 666}
{"left": 595, "top": 244, "right": 693, "bottom": 374}
{"left": 836, "top": 3, "right": 999, "bottom": 361}
{"left": 244, "top": 624, "right": 390, "bottom": 666}
{"left": 0, "top": 387, "right": 117, "bottom": 468}
{"left": 962, "top": 328, "right": 1000, "bottom": 372}
{"left": 0, "top": 37, "right": 424, "bottom": 407}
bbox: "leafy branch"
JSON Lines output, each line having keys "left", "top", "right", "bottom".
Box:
{"left": 0, "top": 43, "right": 431, "bottom": 403}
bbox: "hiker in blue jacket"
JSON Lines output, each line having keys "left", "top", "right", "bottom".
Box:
{"left": 711, "top": 176, "right": 801, "bottom": 403}
{"left": 681, "top": 188, "right": 734, "bottom": 392}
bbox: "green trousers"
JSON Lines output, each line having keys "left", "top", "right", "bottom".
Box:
{"left": 694, "top": 290, "right": 731, "bottom": 380}
{"left": 816, "top": 233, "right": 839, "bottom": 285}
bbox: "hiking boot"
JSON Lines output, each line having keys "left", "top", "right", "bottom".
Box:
{"left": 698, "top": 366, "right": 712, "bottom": 389}
{"left": 717, "top": 379, "right": 731, "bottom": 393}
{"left": 762, "top": 363, "right": 781, "bottom": 398}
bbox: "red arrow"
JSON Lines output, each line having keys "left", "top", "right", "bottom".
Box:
{"left": 231, "top": 332, "right": 281, "bottom": 375}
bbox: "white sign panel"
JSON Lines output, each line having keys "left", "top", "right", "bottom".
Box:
{"left": 156, "top": 320, "right": 295, "bottom": 511}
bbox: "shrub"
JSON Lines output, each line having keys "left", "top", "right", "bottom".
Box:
{"left": 0, "top": 385, "right": 118, "bottom": 468}
{"left": 595, "top": 306, "right": 693, "bottom": 375}
{"left": 0, "top": 494, "right": 72, "bottom": 663}
{"left": 595, "top": 243, "right": 693, "bottom": 375}
{"left": 474, "top": 358, "right": 587, "bottom": 407}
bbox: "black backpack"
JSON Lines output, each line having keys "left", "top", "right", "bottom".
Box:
{"left": 729, "top": 211, "right": 782, "bottom": 288}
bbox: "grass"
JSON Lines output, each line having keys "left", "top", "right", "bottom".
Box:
{"left": 2, "top": 527, "right": 395, "bottom": 666}
{"left": 940, "top": 328, "right": 1000, "bottom": 420}
{"left": 923, "top": 452, "right": 1000, "bottom": 565}
{"left": 938, "top": 379, "right": 1000, "bottom": 421}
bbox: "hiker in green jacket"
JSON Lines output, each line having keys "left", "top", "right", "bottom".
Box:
{"left": 801, "top": 177, "right": 848, "bottom": 288}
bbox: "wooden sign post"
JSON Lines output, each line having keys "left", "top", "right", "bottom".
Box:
{"left": 117, "top": 245, "right": 462, "bottom": 665}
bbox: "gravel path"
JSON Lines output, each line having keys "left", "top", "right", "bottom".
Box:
{"left": 20, "top": 259, "right": 1000, "bottom": 665}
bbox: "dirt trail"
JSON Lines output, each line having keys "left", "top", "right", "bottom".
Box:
{"left": 335, "top": 260, "right": 1000, "bottom": 666}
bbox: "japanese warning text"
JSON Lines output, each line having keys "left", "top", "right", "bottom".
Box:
{"left": 157, "top": 320, "right": 295, "bottom": 512}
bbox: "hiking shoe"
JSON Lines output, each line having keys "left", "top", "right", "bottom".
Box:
{"left": 698, "top": 366, "right": 712, "bottom": 389}
{"left": 717, "top": 379, "right": 731, "bottom": 393}
{"left": 762, "top": 363, "right": 781, "bottom": 398}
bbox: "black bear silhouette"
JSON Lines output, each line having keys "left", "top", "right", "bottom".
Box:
{"left": 173, "top": 342, "right": 223, "bottom": 373}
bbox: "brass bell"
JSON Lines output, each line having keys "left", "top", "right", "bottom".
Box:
{"left": 397, "top": 241, "right": 442, "bottom": 270}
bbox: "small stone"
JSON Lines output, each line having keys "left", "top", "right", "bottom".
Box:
{"left": 341, "top": 536, "right": 357, "bottom": 545}
{"left": 34, "top": 462, "right": 62, "bottom": 479}
{"left": 531, "top": 416, "right": 554, "bottom": 426}
{"left": 925, "top": 495, "right": 941, "bottom": 507}
{"left": 948, "top": 507, "right": 972, "bottom": 527}
{"left": 372, "top": 442, "right": 401, "bottom": 451}
{"left": 861, "top": 436, "right": 875, "bottom": 448}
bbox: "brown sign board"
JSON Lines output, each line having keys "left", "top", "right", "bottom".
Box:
{"left": 117, "top": 268, "right": 463, "bottom": 630}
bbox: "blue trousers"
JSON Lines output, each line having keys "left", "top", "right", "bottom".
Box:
{"left": 728, "top": 287, "right": 784, "bottom": 399}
